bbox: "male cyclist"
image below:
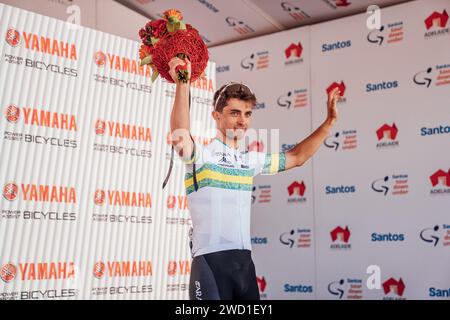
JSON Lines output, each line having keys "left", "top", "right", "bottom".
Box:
{"left": 168, "top": 57, "right": 340, "bottom": 300}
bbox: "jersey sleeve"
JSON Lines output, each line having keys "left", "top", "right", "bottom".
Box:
{"left": 252, "top": 151, "right": 286, "bottom": 176}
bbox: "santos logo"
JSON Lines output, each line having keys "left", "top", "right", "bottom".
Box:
{"left": 429, "top": 287, "right": 450, "bottom": 298}
{"left": 251, "top": 236, "right": 268, "bottom": 244}
{"left": 322, "top": 40, "right": 351, "bottom": 52}
{"left": 371, "top": 233, "right": 405, "bottom": 242}
{"left": 284, "top": 284, "right": 313, "bottom": 293}
{"left": 366, "top": 80, "right": 398, "bottom": 92}
{"left": 216, "top": 65, "right": 230, "bottom": 73}
{"left": 325, "top": 185, "right": 356, "bottom": 194}
{"left": 420, "top": 125, "right": 450, "bottom": 136}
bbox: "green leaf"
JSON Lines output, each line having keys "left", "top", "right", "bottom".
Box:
{"left": 178, "top": 21, "right": 187, "bottom": 30}
{"left": 140, "top": 55, "right": 152, "bottom": 66}
{"left": 167, "top": 18, "right": 186, "bottom": 32}
{"left": 150, "top": 37, "right": 159, "bottom": 45}
{"left": 167, "top": 22, "right": 175, "bottom": 33}
{"left": 168, "top": 16, "right": 180, "bottom": 24}
{"left": 151, "top": 70, "right": 159, "bottom": 83}
{"left": 172, "top": 21, "right": 187, "bottom": 32}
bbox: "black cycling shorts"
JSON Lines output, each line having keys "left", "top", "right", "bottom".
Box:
{"left": 189, "top": 249, "right": 260, "bottom": 300}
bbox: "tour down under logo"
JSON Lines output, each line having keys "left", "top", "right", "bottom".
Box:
{"left": 371, "top": 174, "right": 408, "bottom": 196}
{"left": 241, "top": 51, "right": 269, "bottom": 71}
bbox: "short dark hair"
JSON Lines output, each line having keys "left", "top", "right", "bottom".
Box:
{"left": 213, "top": 83, "right": 257, "bottom": 113}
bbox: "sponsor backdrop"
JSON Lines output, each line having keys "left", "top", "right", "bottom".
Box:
{"left": 210, "top": 0, "right": 450, "bottom": 300}
{"left": 0, "top": 0, "right": 449, "bottom": 300}
{"left": 0, "top": 3, "right": 216, "bottom": 299}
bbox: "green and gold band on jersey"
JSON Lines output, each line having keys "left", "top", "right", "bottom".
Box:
{"left": 262, "top": 152, "right": 286, "bottom": 174}
{"left": 185, "top": 162, "right": 255, "bottom": 194}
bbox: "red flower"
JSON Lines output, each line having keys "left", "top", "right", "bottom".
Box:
{"left": 139, "top": 28, "right": 147, "bottom": 40}
{"left": 138, "top": 27, "right": 152, "bottom": 46}
{"left": 137, "top": 10, "right": 209, "bottom": 84}
{"left": 148, "top": 19, "right": 167, "bottom": 38}
{"left": 139, "top": 19, "right": 168, "bottom": 46}
{"left": 151, "top": 27, "right": 209, "bottom": 83}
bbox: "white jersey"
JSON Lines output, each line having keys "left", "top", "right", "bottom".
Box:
{"left": 182, "top": 138, "right": 286, "bottom": 257}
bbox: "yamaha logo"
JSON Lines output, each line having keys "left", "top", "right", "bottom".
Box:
{"left": 0, "top": 263, "right": 17, "bottom": 283}
{"left": 93, "top": 262, "right": 106, "bottom": 279}
{"left": 93, "top": 51, "right": 107, "bottom": 67}
{"left": 168, "top": 261, "right": 177, "bottom": 276}
{"left": 95, "top": 120, "right": 106, "bottom": 135}
{"left": 4, "top": 105, "right": 20, "bottom": 123}
{"left": 5, "top": 28, "right": 21, "bottom": 47}
{"left": 94, "top": 189, "right": 106, "bottom": 206}
{"left": 3, "top": 182, "right": 19, "bottom": 201}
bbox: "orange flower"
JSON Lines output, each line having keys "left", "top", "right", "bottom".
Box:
{"left": 139, "top": 44, "right": 152, "bottom": 60}
{"left": 164, "top": 9, "right": 183, "bottom": 21}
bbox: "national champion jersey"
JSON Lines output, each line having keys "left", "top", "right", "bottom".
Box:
{"left": 181, "top": 138, "right": 286, "bottom": 257}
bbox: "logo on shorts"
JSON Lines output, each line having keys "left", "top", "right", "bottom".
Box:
{"left": 195, "top": 280, "right": 202, "bottom": 300}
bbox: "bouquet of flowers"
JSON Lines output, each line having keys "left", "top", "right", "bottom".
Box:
{"left": 138, "top": 9, "right": 209, "bottom": 83}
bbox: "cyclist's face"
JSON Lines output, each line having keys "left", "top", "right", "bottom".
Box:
{"left": 213, "top": 98, "right": 253, "bottom": 140}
